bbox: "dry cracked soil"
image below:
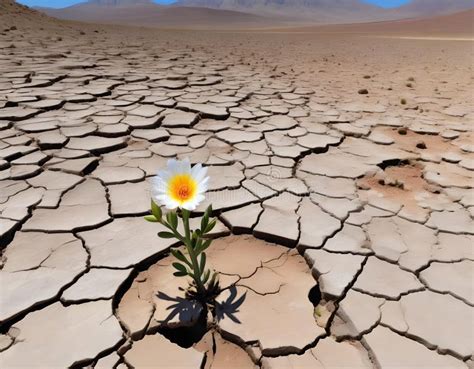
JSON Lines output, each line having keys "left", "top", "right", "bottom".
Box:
{"left": 0, "top": 3, "right": 473, "bottom": 368}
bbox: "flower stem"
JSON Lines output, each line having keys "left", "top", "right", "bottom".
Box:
{"left": 187, "top": 241, "right": 205, "bottom": 295}
{"left": 181, "top": 209, "right": 206, "bottom": 296}
{"left": 182, "top": 209, "right": 191, "bottom": 241}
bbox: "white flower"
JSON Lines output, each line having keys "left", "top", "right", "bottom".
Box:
{"left": 152, "top": 158, "right": 208, "bottom": 211}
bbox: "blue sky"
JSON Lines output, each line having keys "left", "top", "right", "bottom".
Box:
{"left": 362, "top": 0, "right": 410, "bottom": 8}
{"left": 17, "top": 0, "right": 176, "bottom": 7}
{"left": 17, "top": 0, "right": 412, "bottom": 9}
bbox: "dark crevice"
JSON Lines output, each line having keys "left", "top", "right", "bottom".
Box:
{"left": 308, "top": 284, "right": 322, "bottom": 307}
{"left": 377, "top": 159, "right": 410, "bottom": 170}
{"left": 154, "top": 310, "right": 209, "bottom": 349}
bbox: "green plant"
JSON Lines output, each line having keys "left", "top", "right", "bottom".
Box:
{"left": 144, "top": 158, "right": 220, "bottom": 301}
{"left": 145, "top": 202, "right": 220, "bottom": 300}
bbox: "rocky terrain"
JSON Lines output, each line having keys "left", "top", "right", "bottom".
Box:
{"left": 0, "top": 1, "right": 473, "bottom": 368}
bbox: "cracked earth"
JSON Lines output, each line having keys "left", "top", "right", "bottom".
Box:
{"left": 0, "top": 4, "right": 473, "bottom": 368}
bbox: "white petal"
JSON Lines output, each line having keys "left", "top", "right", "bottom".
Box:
{"left": 157, "top": 169, "right": 171, "bottom": 182}
{"left": 195, "top": 193, "right": 205, "bottom": 204}
{"left": 152, "top": 193, "right": 168, "bottom": 203}
{"left": 195, "top": 174, "right": 209, "bottom": 193}
{"left": 152, "top": 178, "right": 168, "bottom": 194}
{"left": 192, "top": 164, "right": 208, "bottom": 184}
{"left": 182, "top": 202, "right": 196, "bottom": 211}
{"left": 152, "top": 192, "right": 167, "bottom": 201}
{"left": 183, "top": 199, "right": 197, "bottom": 210}
{"left": 190, "top": 163, "right": 202, "bottom": 178}
{"left": 152, "top": 175, "right": 167, "bottom": 186}
{"left": 167, "top": 159, "right": 180, "bottom": 174}
{"left": 197, "top": 186, "right": 207, "bottom": 195}
{"left": 185, "top": 194, "right": 205, "bottom": 210}
{"left": 197, "top": 178, "right": 208, "bottom": 194}
{"left": 181, "top": 157, "right": 192, "bottom": 173}
{"left": 154, "top": 177, "right": 168, "bottom": 188}
{"left": 163, "top": 197, "right": 180, "bottom": 210}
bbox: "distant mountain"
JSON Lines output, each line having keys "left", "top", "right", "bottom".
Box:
{"left": 87, "top": 0, "right": 154, "bottom": 5}
{"left": 175, "top": 0, "right": 474, "bottom": 20}
{"left": 306, "top": 8, "right": 474, "bottom": 36}
{"left": 34, "top": 0, "right": 474, "bottom": 27}
{"left": 37, "top": 1, "right": 276, "bottom": 29}
{"left": 175, "top": 0, "right": 372, "bottom": 12}
{"left": 36, "top": 0, "right": 386, "bottom": 25}
{"left": 174, "top": 0, "right": 382, "bottom": 21}
{"left": 397, "top": 0, "right": 474, "bottom": 15}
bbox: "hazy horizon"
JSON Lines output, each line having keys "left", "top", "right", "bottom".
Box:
{"left": 17, "top": 0, "right": 412, "bottom": 10}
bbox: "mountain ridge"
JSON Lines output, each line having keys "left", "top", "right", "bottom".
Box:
{"left": 30, "top": 0, "right": 474, "bottom": 28}
{"left": 174, "top": 0, "right": 474, "bottom": 19}
{"left": 35, "top": 2, "right": 280, "bottom": 28}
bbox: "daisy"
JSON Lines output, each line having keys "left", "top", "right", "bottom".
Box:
{"left": 152, "top": 158, "right": 208, "bottom": 211}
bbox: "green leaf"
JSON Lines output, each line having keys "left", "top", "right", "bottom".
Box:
{"left": 200, "top": 211, "right": 209, "bottom": 233}
{"left": 171, "top": 212, "right": 178, "bottom": 229}
{"left": 151, "top": 200, "right": 162, "bottom": 220}
{"left": 172, "top": 262, "right": 187, "bottom": 273}
{"left": 202, "top": 240, "right": 212, "bottom": 251}
{"left": 144, "top": 215, "right": 158, "bottom": 223}
{"left": 167, "top": 211, "right": 178, "bottom": 229}
{"left": 199, "top": 252, "right": 206, "bottom": 275}
{"left": 209, "top": 272, "right": 218, "bottom": 288}
{"left": 173, "top": 271, "right": 187, "bottom": 277}
{"left": 205, "top": 219, "right": 217, "bottom": 234}
{"left": 200, "top": 216, "right": 208, "bottom": 233}
{"left": 201, "top": 239, "right": 212, "bottom": 252}
{"left": 194, "top": 240, "right": 203, "bottom": 254}
{"left": 202, "top": 269, "right": 211, "bottom": 284}
{"left": 170, "top": 249, "right": 191, "bottom": 266}
{"left": 190, "top": 232, "right": 199, "bottom": 249}
{"left": 158, "top": 231, "right": 175, "bottom": 239}
{"left": 195, "top": 239, "right": 212, "bottom": 255}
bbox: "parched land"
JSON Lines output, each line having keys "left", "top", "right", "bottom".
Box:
{"left": 0, "top": 3, "right": 473, "bottom": 368}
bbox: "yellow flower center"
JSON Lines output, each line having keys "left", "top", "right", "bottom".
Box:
{"left": 168, "top": 174, "right": 197, "bottom": 204}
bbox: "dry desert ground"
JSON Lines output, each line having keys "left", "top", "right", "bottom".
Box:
{"left": 0, "top": 2, "right": 473, "bottom": 368}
